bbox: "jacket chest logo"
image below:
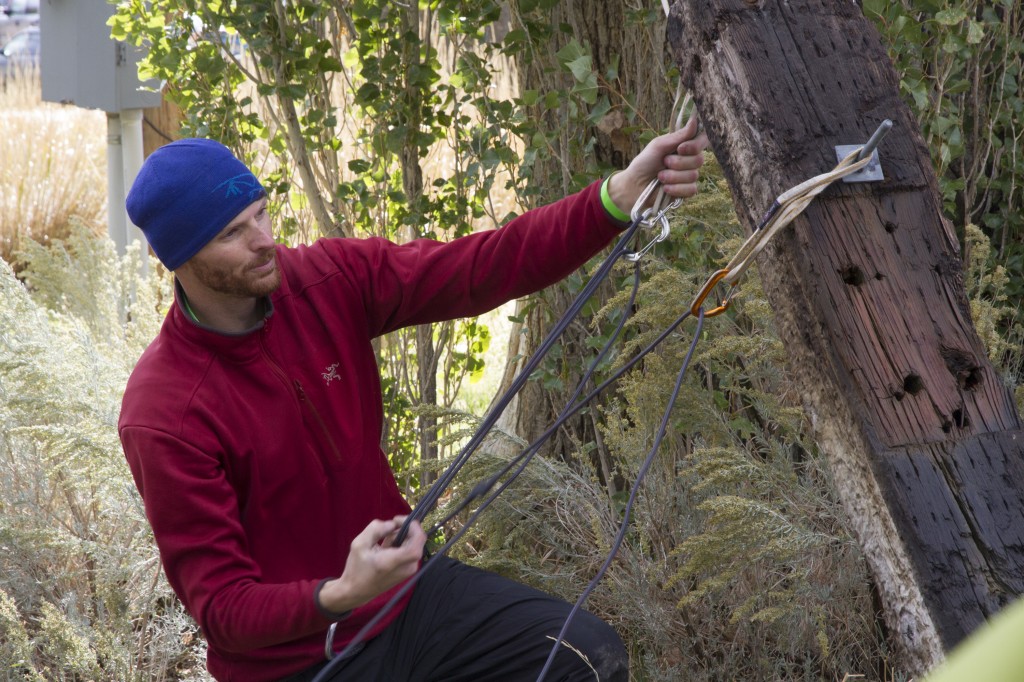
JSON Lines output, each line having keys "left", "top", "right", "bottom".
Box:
{"left": 322, "top": 362, "right": 341, "bottom": 385}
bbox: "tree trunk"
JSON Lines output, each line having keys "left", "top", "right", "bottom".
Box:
{"left": 399, "top": 4, "right": 439, "bottom": 485}
{"left": 667, "top": 0, "right": 1024, "bottom": 674}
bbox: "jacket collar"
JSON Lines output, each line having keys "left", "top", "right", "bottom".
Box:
{"left": 169, "top": 278, "right": 276, "bottom": 361}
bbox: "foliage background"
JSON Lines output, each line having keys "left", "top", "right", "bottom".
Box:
{"left": 1, "top": 0, "right": 1021, "bottom": 680}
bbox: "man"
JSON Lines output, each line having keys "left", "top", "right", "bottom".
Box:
{"left": 119, "top": 119, "right": 708, "bottom": 682}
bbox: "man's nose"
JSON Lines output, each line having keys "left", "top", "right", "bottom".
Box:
{"left": 247, "top": 224, "right": 275, "bottom": 250}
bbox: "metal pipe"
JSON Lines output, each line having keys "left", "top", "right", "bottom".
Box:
{"left": 121, "top": 108, "right": 149, "bottom": 275}
{"left": 106, "top": 112, "right": 126, "bottom": 255}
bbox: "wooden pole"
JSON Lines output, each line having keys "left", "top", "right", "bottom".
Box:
{"left": 667, "top": 0, "right": 1024, "bottom": 674}
{"left": 142, "top": 91, "right": 182, "bottom": 157}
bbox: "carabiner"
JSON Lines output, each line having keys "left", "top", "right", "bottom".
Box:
{"left": 624, "top": 209, "right": 671, "bottom": 262}
{"left": 630, "top": 179, "right": 683, "bottom": 226}
{"left": 630, "top": 180, "right": 661, "bottom": 223}
{"left": 690, "top": 268, "right": 734, "bottom": 317}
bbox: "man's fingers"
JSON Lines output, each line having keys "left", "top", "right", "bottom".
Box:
{"left": 380, "top": 517, "right": 421, "bottom": 549}
{"left": 660, "top": 169, "right": 700, "bottom": 185}
{"left": 679, "top": 113, "right": 700, "bottom": 141}
{"left": 380, "top": 516, "right": 406, "bottom": 546}
{"left": 658, "top": 169, "right": 701, "bottom": 198}
{"left": 664, "top": 151, "right": 705, "bottom": 172}
{"left": 674, "top": 132, "right": 709, "bottom": 159}
{"left": 402, "top": 519, "right": 427, "bottom": 546}
{"left": 656, "top": 120, "right": 699, "bottom": 155}
{"left": 353, "top": 518, "right": 401, "bottom": 550}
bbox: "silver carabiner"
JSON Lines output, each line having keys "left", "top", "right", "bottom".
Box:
{"left": 624, "top": 209, "right": 671, "bottom": 262}
{"left": 630, "top": 180, "right": 662, "bottom": 223}
{"left": 624, "top": 178, "right": 682, "bottom": 263}
{"left": 630, "top": 179, "right": 683, "bottom": 225}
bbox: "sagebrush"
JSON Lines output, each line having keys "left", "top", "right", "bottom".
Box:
{"left": 0, "top": 228, "right": 207, "bottom": 680}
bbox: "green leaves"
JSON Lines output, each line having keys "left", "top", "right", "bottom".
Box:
{"left": 556, "top": 39, "right": 599, "bottom": 103}
{"left": 867, "top": 0, "right": 1024, "bottom": 276}
{"left": 934, "top": 8, "right": 967, "bottom": 25}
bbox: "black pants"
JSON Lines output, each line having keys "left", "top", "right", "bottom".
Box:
{"left": 285, "top": 556, "right": 628, "bottom": 682}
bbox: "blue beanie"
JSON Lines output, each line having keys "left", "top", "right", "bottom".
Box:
{"left": 126, "top": 138, "right": 266, "bottom": 270}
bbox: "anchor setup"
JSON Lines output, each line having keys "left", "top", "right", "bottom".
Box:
{"left": 312, "top": 119, "right": 894, "bottom": 682}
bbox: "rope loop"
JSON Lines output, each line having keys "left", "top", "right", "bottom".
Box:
{"left": 645, "top": 193, "right": 682, "bottom": 228}
{"left": 324, "top": 622, "right": 337, "bottom": 660}
{"left": 719, "top": 143, "right": 877, "bottom": 287}
{"left": 622, "top": 85, "right": 695, "bottom": 265}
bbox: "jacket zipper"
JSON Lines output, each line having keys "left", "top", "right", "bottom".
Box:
{"left": 259, "top": 335, "right": 343, "bottom": 464}
{"left": 293, "top": 379, "right": 343, "bottom": 461}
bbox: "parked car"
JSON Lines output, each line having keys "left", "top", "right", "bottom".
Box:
{"left": 0, "top": 25, "right": 39, "bottom": 84}
{"left": 2, "top": 0, "right": 40, "bottom": 15}
{"left": 0, "top": 4, "right": 37, "bottom": 45}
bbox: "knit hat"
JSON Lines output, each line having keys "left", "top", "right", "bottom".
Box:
{"left": 126, "top": 138, "right": 266, "bottom": 270}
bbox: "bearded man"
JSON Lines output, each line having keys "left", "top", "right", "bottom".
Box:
{"left": 119, "top": 125, "right": 707, "bottom": 682}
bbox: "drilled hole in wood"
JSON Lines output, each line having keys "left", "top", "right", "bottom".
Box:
{"left": 940, "top": 346, "right": 983, "bottom": 391}
{"left": 840, "top": 265, "right": 865, "bottom": 286}
{"left": 884, "top": 221, "right": 898, "bottom": 233}
{"left": 941, "top": 419, "right": 952, "bottom": 434}
{"left": 903, "top": 373, "right": 924, "bottom": 396}
{"left": 874, "top": 272, "right": 885, "bottom": 281}
{"left": 952, "top": 408, "right": 970, "bottom": 429}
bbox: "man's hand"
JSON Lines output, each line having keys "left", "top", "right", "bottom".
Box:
{"left": 317, "top": 516, "right": 427, "bottom": 615}
{"left": 607, "top": 115, "right": 710, "bottom": 217}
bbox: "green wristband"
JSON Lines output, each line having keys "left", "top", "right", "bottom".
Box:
{"left": 600, "top": 175, "right": 631, "bottom": 223}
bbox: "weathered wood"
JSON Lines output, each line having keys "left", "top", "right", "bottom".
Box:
{"left": 667, "top": 0, "right": 1024, "bottom": 674}
{"left": 142, "top": 92, "right": 181, "bottom": 157}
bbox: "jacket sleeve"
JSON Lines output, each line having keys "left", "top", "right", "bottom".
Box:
{"left": 119, "top": 425, "right": 331, "bottom": 653}
{"left": 320, "top": 180, "right": 625, "bottom": 337}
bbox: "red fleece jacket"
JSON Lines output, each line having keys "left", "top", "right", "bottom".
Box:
{"left": 118, "top": 181, "right": 624, "bottom": 681}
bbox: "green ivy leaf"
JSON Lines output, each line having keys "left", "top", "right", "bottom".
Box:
{"left": 966, "top": 20, "right": 984, "bottom": 45}
{"left": 861, "top": 0, "right": 886, "bottom": 18}
{"left": 555, "top": 39, "right": 591, "bottom": 80}
{"left": 587, "top": 95, "right": 612, "bottom": 125}
{"left": 934, "top": 8, "right": 967, "bottom": 25}
{"left": 563, "top": 55, "right": 594, "bottom": 84}
{"left": 572, "top": 72, "right": 599, "bottom": 105}
{"left": 520, "top": 90, "right": 540, "bottom": 107}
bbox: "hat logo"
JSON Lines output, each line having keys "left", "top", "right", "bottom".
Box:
{"left": 212, "top": 173, "right": 263, "bottom": 201}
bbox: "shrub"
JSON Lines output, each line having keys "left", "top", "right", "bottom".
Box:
{"left": 0, "top": 227, "right": 205, "bottom": 680}
{"left": 0, "top": 73, "right": 107, "bottom": 265}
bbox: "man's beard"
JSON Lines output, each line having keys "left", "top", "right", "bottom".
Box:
{"left": 190, "top": 249, "right": 281, "bottom": 298}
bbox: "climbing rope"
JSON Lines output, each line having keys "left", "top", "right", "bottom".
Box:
{"left": 536, "top": 121, "right": 891, "bottom": 682}
{"left": 311, "top": 103, "right": 892, "bottom": 682}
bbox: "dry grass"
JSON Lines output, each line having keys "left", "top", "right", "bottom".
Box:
{"left": 0, "top": 69, "right": 107, "bottom": 264}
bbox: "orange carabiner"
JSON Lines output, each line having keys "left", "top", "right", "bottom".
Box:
{"left": 690, "top": 268, "right": 732, "bottom": 318}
